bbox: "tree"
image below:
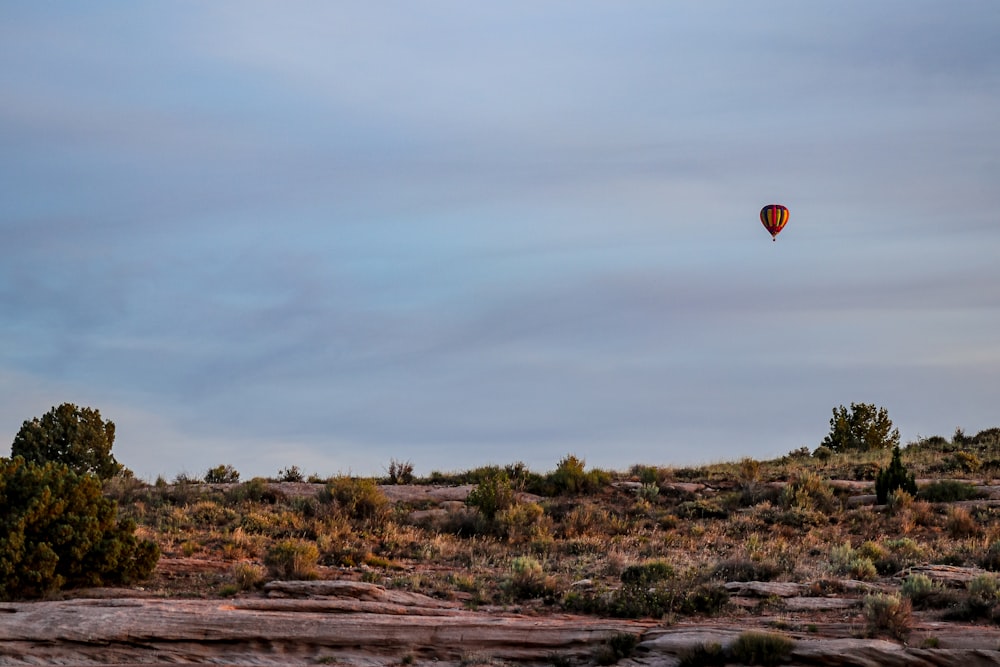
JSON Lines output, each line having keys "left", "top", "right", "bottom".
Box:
{"left": 875, "top": 445, "right": 917, "bottom": 504}
{"left": 821, "top": 403, "right": 900, "bottom": 453}
{"left": 204, "top": 464, "right": 240, "bottom": 484}
{"left": 0, "top": 457, "right": 159, "bottom": 600}
{"left": 11, "top": 403, "right": 123, "bottom": 479}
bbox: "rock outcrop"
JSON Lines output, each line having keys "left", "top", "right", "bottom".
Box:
{"left": 4, "top": 581, "right": 1000, "bottom": 666}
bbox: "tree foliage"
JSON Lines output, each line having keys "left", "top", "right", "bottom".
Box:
{"left": 0, "top": 457, "right": 159, "bottom": 600}
{"left": 11, "top": 403, "right": 123, "bottom": 479}
{"left": 821, "top": 403, "right": 900, "bottom": 453}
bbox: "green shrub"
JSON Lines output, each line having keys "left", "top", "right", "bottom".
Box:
{"left": 918, "top": 480, "right": 981, "bottom": 503}
{"left": 620, "top": 560, "right": 674, "bottom": 587}
{"left": 276, "top": 465, "right": 305, "bottom": 482}
{"left": 900, "top": 573, "right": 935, "bottom": 606}
{"left": 711, "top": 558, "right": 782, "bottom": 582}
{"left": 465, "top": 469, "right": 515, "bottom": 521}
{"left": 0, "top": 457, "right": 159, "bottom": 600}
{"left": 680, "top": 583, "right": 730, "bottom": 616}
{"left": 543, "top": 455, "right": 609, "bottom": 496}
{"left": 204, "top": 464, "right": 240, "bottom": 483}
{"left": 729, "top": 631, "right": 793, "bottom": 666}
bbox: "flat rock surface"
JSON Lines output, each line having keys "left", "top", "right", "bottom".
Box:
{"left": 5, "top": 581, "right": 1000, "bottom": 666}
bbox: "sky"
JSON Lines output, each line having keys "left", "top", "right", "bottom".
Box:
{"left": 2, "top": 2, "right": 999, "bottom": 481}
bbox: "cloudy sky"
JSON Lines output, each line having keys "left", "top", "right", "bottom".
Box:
{"left": 2, "top": 2, "right": 998, "bottom": 481}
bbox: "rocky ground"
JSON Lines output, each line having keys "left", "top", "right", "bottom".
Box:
{"left": 5, "top": 482, "right": 1000, "bottom": 665}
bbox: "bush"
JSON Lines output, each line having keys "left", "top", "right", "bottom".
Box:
{"left": 901, "top": 573, "right": 935, "bottom": 607}
{"left": 322, "top": 476, "right": 390, "bottom": 525}
{"left": 543, "top": 455, "right": 609, "bottom": 496}
{"left": 620, "top": 560, "right": 674, "bottom": 587}
{"left": 10, "top": 403, "right": 123, "bottom": 479}
{"left": 729, "top": 631, "right": 794, "bottom": 666}
{"left": 680, "top": 583, "right": 730, "bottom": 616}
{"left": 0, "top": 457, "right": 159, "bottom": 600}
{"left": 264, "top": 539, "right": 320, "bottom": 580}
{"left": 466, "top": 468, "right": 516, "bottom": 521}
{"left": 918, "top": 480, "right": 982, "bottom": 503}
{"left": 386, "top": 459, "right": 414, "bottom": 484}
{"left": 863, "top": 593, "right": 912, "bottom": 640}
{"left": 822, "top": 402, "right": 900, "bottom": 453}
{"left": 711, "top": 558, "right": 782, "bottom": 582}
{"left": 232, "top": 561, "right": 267, "bottom": 590}
{"left": 875, "top": 446, "right": 916, "bottom": 504}
{"left": 276, "top": 466, "right": 305, "bottom": 482}
{"left": 204, "top": 464, "right": 240, "bottom": 484}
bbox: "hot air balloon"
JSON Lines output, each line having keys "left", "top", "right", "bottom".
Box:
{"left": 760, "top": 204, "right": 788, "bottom": 241}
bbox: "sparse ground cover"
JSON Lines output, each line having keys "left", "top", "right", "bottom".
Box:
{"left": 95, "top": 427, "right": 1000, "bottom": 646}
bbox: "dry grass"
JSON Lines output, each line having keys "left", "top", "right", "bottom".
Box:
{"left": 115, "top": 431, "right": 1000, "bottom": 630}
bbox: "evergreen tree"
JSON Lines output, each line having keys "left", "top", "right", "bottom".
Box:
{"left": 822, "top": 403, "right": 900, "bottom": 453}
{"left": 11, "top": 403, "right": 123, "bottom": 479}
{"left": 875, "top": 445, "right": 917, "bottom": 504}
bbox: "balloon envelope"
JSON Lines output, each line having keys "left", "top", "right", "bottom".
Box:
{"left": 760, "top": 204, "right": 789, "bottom": 240}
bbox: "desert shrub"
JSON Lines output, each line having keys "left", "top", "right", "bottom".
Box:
{"left": 710, "top": 558, "right": 782, "bottom": 582}
{"left": 678, "top": 642, "right": 726, "bottom": 667}
{"left": 829, "top": 542, "right": 877, "bottom": 581}
{"left": 264, "top": 539, "right": 320, "bottom": 580}
{"left": 595, "top": 633, "right": 640, "bottom": 665}
{"left": 729, "top": 631, "right": 794, "bottom": 666}
{"left": 781, "top": 472, "right": 837, "bottom": 514}
{"left": 822, "top": 402, "right": 900, "bottom": 453}
{"left": 506, "top": 556, "right": 555, "bottom": 600}
{"left": 874, "top": 445, "right": 917, "bottom": 504}
{"left": 0, "top": 457, "right": 159, "bottom": 600}
{"left": 680, "top": 583, "right": 730, "bottom": 616}
{"left": 946, "top": 506, "right": 980, "bottom": 538}
{"left": 204, "top": 464, "right": 240, "bottom": 483}
{"left": 226, "top": 477, "right": 283, "bottom": 504}
{"left": 323, "top": 476, "right": 390, "bottom": 525}
{"left": 386, "top": 459, "right": 414, "bottom": 484}
{"left": 497, "top": 502, "right": 550, "bottom": 543}
{"left": 559, "top": 504, "right": 612, "bottom": 538}
{"left": 635, "top": 482, "right": 660, "bottom": 502}
{"left": 620, "top": 560, "right": 674, "bottom": 587}
{"left": 947, "top": 450, "right": 982, "bottom": 473}
{"left": 543, "top": 455, "right": 609, "bottom": 496}
{"left": 232, "top": 561, "right": 267, "bottom": 590}
{"left": 276, "top": 465, "right": 305, "bottom": 482}
{"left": 918, "top": 480, "right": 982, "bottom": 503}
{"left": 901, "top": 573, "right": 935, "bottom": 607}
{"left": 677, "top": 499, "right": 729, "bottom": 520}
{"left": 186, "top": 499, "right": 238, "bottom": 528}
{"left": 968, "top": 573, "right": 1000, "bottom": 601}
{"left": 981, "top": 540, "right": 1000, "bottom": 571}
{"left": 863, "top": 593, "right": 912, "bottom": 640}
{"left": 466, "top": 469, "right": 516, "bottom": 521}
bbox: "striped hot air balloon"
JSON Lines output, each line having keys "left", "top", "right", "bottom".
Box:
{"left": 760, "top": 204, "right": 789, "bottom": 241}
